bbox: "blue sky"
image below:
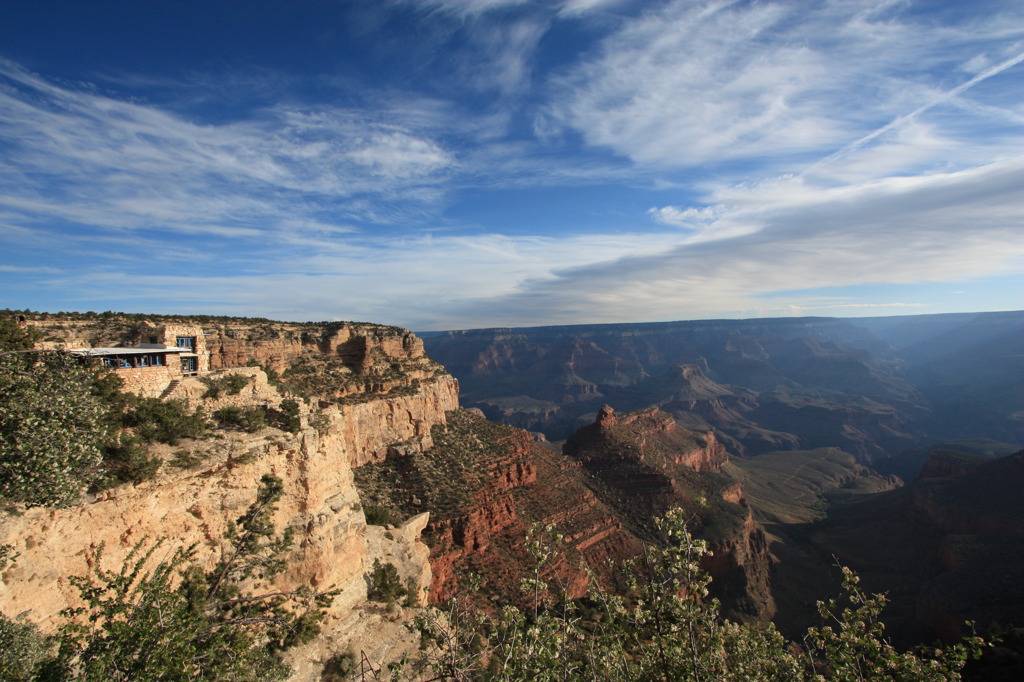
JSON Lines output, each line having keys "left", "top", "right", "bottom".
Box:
{"left": 1, "top": 0, "right": 1022, "bottom": 330}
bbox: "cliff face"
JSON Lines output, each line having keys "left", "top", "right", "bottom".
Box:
{"left": 1, "top": 316, "right": 460, "bottom": 679}
{"left": 354, "top": 409, "right": 646, "bottom": 608}
{"left": 0, "top": 364, "right": 452, "bottom": 599}
{"left": 1, "top": 404, "right": 374, "bottom": 626}
{"left": 563, "top": 405, "right": 774, "bottom": 620}
{"left": 28, "top": 315, "right": 451, "bottom": 406}
{"left": 422, "top": 318, "right": 927, "bottom": 461}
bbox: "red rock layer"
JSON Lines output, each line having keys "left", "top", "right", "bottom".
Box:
{"left": 563, "top": 405, "right": 774, "bottom": 620}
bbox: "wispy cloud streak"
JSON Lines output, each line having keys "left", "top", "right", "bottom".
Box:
{"left": 812, "top": 49, "right": 1024, "bottom": 171}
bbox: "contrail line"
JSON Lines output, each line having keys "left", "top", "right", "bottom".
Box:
{"left": 805, "top": 50, "right": 1024, "bottom": 174}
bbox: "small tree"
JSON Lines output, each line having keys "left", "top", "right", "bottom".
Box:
{"left": 804, "top": 566, "right": 983, "bottom": 681}
{"left": 125, "top": 397, "right": 208, "bottom": 445}
{"left": 369, "top": 559, "right": 408, "bottom": 607}
{"left": 414, "top": 508, "right": 984, "bottom": 681}
{"left": 39, "top": 474, "right": 334, "bottom": 681}
{"left": 0, "top": 352, "right": 111, "bottom": 506}
{"left": 0, "top": 315, "right": 40, "bottom": 352}
{"left": 274, "top": 399, "right": 302, "bottom": 433}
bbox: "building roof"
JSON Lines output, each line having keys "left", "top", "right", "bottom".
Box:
{"left": 69, "top": 346, "right": 187, "bottom": 357}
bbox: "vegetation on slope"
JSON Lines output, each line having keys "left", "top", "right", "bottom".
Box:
{"left": 414, "top": 510, "right": 984, "bottom": 681}
{"left": 0, "top": 476, "right": 333, "bottom": 681}
{"left": 354, "top": 409, "right": 524, "bottom": 525}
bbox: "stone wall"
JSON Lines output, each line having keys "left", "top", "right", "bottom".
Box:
{"left": 114, "top": 361, "right": 179, "bottom": 398}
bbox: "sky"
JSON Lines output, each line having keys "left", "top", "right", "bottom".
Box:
{"left": 1, "top": 0, "right": 1022, "bottom": 330}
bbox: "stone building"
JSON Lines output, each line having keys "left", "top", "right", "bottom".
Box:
{"left": 70, "top": 323, "right": 210, "bottom": 398}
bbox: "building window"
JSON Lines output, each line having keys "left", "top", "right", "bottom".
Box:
{"left": 118, "top": 357, "right": 132, "bottom": 369}
{"left": 176, "top": 336, "right": 196, "bottom": 350}
{"left": 182, "top": 356, "right": 198, "bottom": 373}
{"left": 149, "top": 336, "right": 159, "bottom": 344}
{"left": 103, "top": 357, "right": 117, "bottom": 368}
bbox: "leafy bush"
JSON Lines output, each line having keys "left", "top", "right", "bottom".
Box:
{"left": 0, "top": 315, "right": 40, "bottom": 351}
{"left": 201, "top": 373, "right": 251, "bottom": 399}
{"left": 273, "top": 399, "right": 301, "bottom": 433}
{"left": 0, "top": 611, "right": 50, "bottom": 681}
{"left": 125, "top": 397, "right": 208, "bottom": 445}
{"left": 363, "top": 505, "right": 392, "bottom": 526}
{"left": 369, "top": 559, "right": 409, "bottom": 607}
{"left": 413, "top": 509, "right": 985, "bottom": 681}
{"left": 320, "top": 651, "right": 357, "bottom": 681}
{"left": 0, "top": 353, "right": 111, "bottom": 506}
{"left": 309, "top": 409, "right": 331, "bottom": 434}
{"left": 0, "top": 475, "right": 335, "bottom": 681}
{"left": 95, "top": 435, "right": 161, "bottom": 488}
{"left": 0, "top": 546, "right": 53, "bottom": 680}
{"left": 215, "top": 406, "right": 268, "bottom": 433}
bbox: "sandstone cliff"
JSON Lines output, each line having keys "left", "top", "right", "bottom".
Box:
{"left": 27, "top": 314, "right": 450, "bottom": 406}
{"left": 563, "top": 405, "right": 774, "bottom": 620}
{"left": 1, "top": 317, "right": 459, "bottom": 680}
{"left": 354, "top": 409, "right": 646, "bottom": 608}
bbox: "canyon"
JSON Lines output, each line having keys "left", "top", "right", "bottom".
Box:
{"left": 2, "top": 310, "right": 1023, "bottom": 679}
{"left": 422, "top": 310, "right": 1024, "bottom": 461}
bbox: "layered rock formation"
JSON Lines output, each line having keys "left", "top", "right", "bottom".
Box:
{"left": 422, "top": 318, "right": 930, "bottom": 461}
{"left": 563, "top": 405, "right": 774, "bottom": 619}
{"left": 28, "top": 314, "right": 451, "bottom": 406}
{"left": 354, "top": 409, "right": 645, "bottom": 608}
{"left": 1, "top": 315, "right": 459, "bottom": 680}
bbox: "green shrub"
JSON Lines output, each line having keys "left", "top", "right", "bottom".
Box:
{"left": 309, "top": 409, "right": 331, "bottom": 434}
{"left": 201, "top": 373, "right": 251, "bottom": 399}
{"left": 413, "top": 509, "right": 985, "bottom": 682}
{"left": 214, "top": 406, "right": 268, "bottom": 432}
{"left": 0, "top": 353, "right": 111, "bottom": 506}
{"left": 273, "top": 399, "right": 301, "bottom": 433}
{"left": 369, "top": 559, "right": 407, "bottom": 606}
{"left": 0, "top": 611, "right": 51, "bottom": 681}
{"left": 125, "top": 398, "right": 208, "bottom": 445}
{"left": 95, "top": 435, "right": 161, "bottom": 488}
{"left": 237, "top": 407, "right": 268, "bottom": 433}
{"left": 320, "top": 651, "right": 357, "bottom": 681}
{"left": 214, "top": 405, "right": 244, "bottom": 425}
{"left": 4, "top": 475, "right": 336, "bottom": 681}
{"left": 363, "top": 505, "right": 391, "bottom": 526}
{"left": 170, "top": 448, "right": 205, "bottom": 469}
{"left": 0, "top": 316, "right": 40, "bottom": 351}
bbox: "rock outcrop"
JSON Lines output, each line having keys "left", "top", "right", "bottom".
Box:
{"left": 563, "top": 405, "right": 774, "bottom": 620}
{"left": 1, "top": 316, "right": 459, "bottom": 680}
{"left": 422, "top": 318, "right": 931, "bottom": 460}
{"left": 354, "top": 409, "right": 645, "bottom": 608}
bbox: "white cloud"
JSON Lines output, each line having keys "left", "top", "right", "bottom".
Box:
{"left": 647, "top": 205, "right": 717, "bottom": 230}
{"left": 428, "top": 155, "right": 1024, "bottom": 328}
{"left": 2, "top": 2, "right": 1022, "bottom": 328}
{"left": 347, "top": 130, "right": 453, "bottom": 178}
{"left": 0, "top": 61, "right": 457, "bottom": 242}
{"left": 412, "top": 0, "right": 528, "bottom": 17}
{"left": 462, "top": 17, "right": 550, "bottom": 95}
{"left": 551, "top": 0, "right": 1024, "bottom": 171}
{"left": 558, "top": 0, "right": 628, "bottom": 18}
